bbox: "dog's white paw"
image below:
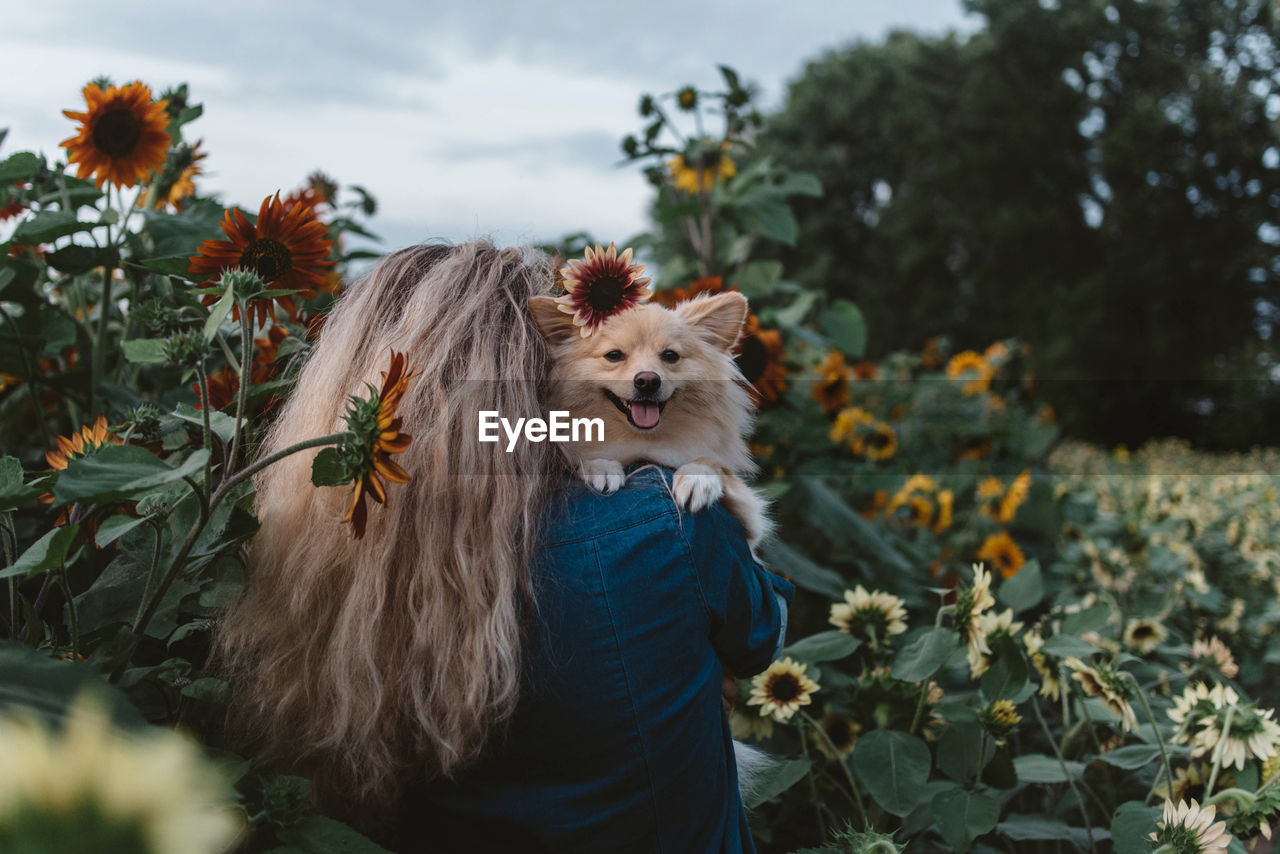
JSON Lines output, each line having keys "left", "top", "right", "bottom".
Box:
{"left": 580, "top": 459, "right": 626, "bottom": 494}
{"left": 672, "top": 463, "right": 723, "bottom": 512}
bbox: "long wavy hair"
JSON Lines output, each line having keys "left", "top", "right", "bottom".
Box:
{"left": 212, "top": 241, "right": 561, "bottom": 827}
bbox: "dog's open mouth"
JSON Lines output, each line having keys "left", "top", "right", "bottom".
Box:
{"left": 603, "top": 389, "right": 668, "bottom": 430}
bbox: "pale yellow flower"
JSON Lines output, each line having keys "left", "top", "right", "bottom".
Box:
{"left": 1148, "top": 799, "right": 1231, "bottom": 854}
{"left": 829, "top": 585, "right": 909, "bottom": 642}
{"left": 747, "top": 657, "right": 820, "bottom": 723}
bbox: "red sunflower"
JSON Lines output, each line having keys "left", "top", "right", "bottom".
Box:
{"left": 188, "top": 193, "right": 334, "bottom": 326}
{"left": 346, "top": 351, "right": 415, "bottom": 538}
{"left": 556, "top": 243, "right": 652, "bottom": 336}
{"left": 60, "top": 81, "right": 171, "bottom": 189}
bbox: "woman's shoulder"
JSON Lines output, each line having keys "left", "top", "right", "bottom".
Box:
{"left": 540, "top": 465, "right": 680, "bottom": 548}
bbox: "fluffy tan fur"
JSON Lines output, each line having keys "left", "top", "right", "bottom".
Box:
{"left": 212, "top": 241, "right": 562, "bottom": 828}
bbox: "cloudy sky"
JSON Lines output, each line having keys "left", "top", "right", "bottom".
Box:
{"left": 3, "top": 1, "right": 972, "bottom": 251}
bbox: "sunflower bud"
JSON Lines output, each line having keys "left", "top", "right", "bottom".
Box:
{"left": 261, "top": 775, "right": 313, "bottom": 830}
{"left": 638, "top": 94, "right": 655, "bottom": 117}
{"left": 164, "top": 328, "right": 208, "bottom": 368}
{"left": 620, "top": 135, "right": 640, "bottom": 158}
{"left": 676, "top": 86, "right": 698, "bottom": 111}
{"left": 979, "top": 699, "right": 1022, "bottom": 740}
{"left": 218, "top": 268, "right": 268, "bottom": 303}
{"left": 122, "top": 403, "right": 163, "bottom": 445}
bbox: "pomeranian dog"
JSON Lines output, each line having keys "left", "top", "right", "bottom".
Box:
{"left": 528, "top": 291, "right": 772, "bottom": 551}
{"left": 529, "top": 290, "right": 778, "bottom": 802}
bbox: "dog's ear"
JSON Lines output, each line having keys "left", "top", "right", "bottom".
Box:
{"left": 530, "top": 296, "right": 577, "bottom": 344}
{"left": 677, "top": 292, "right": 749, "bottom": 351}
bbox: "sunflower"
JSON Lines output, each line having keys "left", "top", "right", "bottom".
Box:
{"left": 811, "top": 709, "right": 861, "bottom": 760}
{"left": 1149, "top": 800, "right": 1232, "bottom": 854}
{"left": 1064, "top": 657, "right": 1138, "bottom": 732}
{"left": 60, "top": 81, "right": 171, "bottom": 189}
{"left": 1192, "top": 702, "right": 1280, "bottom": 771}
{"left": 933, "top": 489, "right": 954, "bottom": 534}
{"left": 730, "top": 709, "right": 774, "bottom": 742}
{"left": 829, "top": 406, "right": 896, "bottom": 461}
{"left": 970, "top": 608, "right": 1024, "bottom": 678}
{"left": 1169, "top": 683, "right": 1238, "bottom": 734}
{"left": 977, "top": 532, "right": 1026, "bottom": 579}
{"left": 193, "top": 367, "right": 238, "bottom": 411}
{"left": 45, "top": 415, "right": 121, "bottom": 473}
{"left": 828, "top": 585, "right": 908, "bottom": 643}
{"left": 148, "top": 140, "right": 206, "bottom": 210}
{"left": 1184, "top": 636, "right": 1239, "bottom": 680}
{"left": 1124, "top": 617, "right": 1169, "bottom": 655}
{"left": 554, "top": 243, "right": 652, "bottom": 337}
{"left": 668, "top": 141, "right": 736, "bottom": 194}
{"left": 337, "top": 351, "right": 416, "bottom": 539}
{"left": 997, "top": 469, "right": 1031, "bottom": 523}
{"left": 811, "top": 350, "right": 854, "bottom": 414}
{"left": 955, "top": 564, "right": 997, "bottom": 675}
{"left": 921, "top": 337, "right": 944, "bottom": 370}
{"left": 676, "top": 86, "right": 698, "bottom": 111}
{"left": 650, "top": 275, "right": 725, "bottom": 308}
{"left": 979, "top": 700, "right": 1021, "bottom": 741}
{"left": 859, "top": 489, "right": 889, "bottom": 520}
{"left": 1024, "top": 630, "right": 1063, "bottom": 701}
{"left": 736, "top": 314, "right": 787, "bottom": 405}
{"left": 946, "top": 350, "right": 994, "bottom": 395}
{"left": 0, "top": 183, "right": 23, "bottom": 222}
{"left": 851, "top": 361, "right": 879, "bottom": 381}
{"left": 188, "top": 193, "right": 335, "bottom": 326}
{"left": 192, "top": 325, "right": 290, "bottom": 411}
{"left": 747, "top": 657, "right": 819, "bottom": 723}
{"left": 1159, "top": 763, "right": 1233, "bottom": 807}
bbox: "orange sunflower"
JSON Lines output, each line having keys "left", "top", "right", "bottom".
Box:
{"left": 345, "top": 351, "right": 416, "bottom": 538}
{"left": 61, "top": 81, "right": 171, "bottom": 189}
{"left": 651, "top": 275, "right": 725, "bottom": 308}
{"left": 737, "top": 314, "right": 787, "bottom": 406}
{"left": 811, "top": 350, "right": 854, "bottom": 414}
{"left": 977, "top": 531, "right": 1026, "bottom": 579}
{"left": 148, "top": 140, "right": 206, "bottom": 211}
{"left": 555, "top": 243, "right": 652, "bottom": 337}
{"left": 41, "top": 415, "right": 121, "bottom": 505}
{"left": 192, "top": 324, "right": 292, "bottom": 411}
{"left": 0, "top": 183, "right": 23, "bottom": 222}
{"left": 188, "top": 193, "right": 334, "bottom": 326}
{"left": 947, "top": 350, "right": 994, "bottom": 395}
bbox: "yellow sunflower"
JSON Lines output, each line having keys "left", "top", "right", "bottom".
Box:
{"left": 555, "top": 243, "right": 652, "bottom": 337}
{"left": 997, "top": 469, "right": 1031, "bottom": 523}
{"left": 956, "top": 564, "right": 997, "bottom": 676}
{"left": 747, "top": 657, "right": 820, "bottom": 723}
{"left": 342, "top": 351, "right": 416, "bottom": 539}
{"left": 45, "top": 415, "right": 121, "bottom": 473}
{"left": 828, "top": 585, "right": 909, "bottom": 642}
{"left": 188, "top": 193, "right": 335, "bottom": 326}
{"left": 946, "top": 350, "right": 994, "bottom": 395}
{"left": 829, "top": 406, "right": 896, "bottom": 461}
{"left": 668, "top": 142, "right": 736, "bottom": 194}
{"left": 934, "top": 489, "right": 954, "bottom": 534}
{"left": 811, "top": 350, "right": 854, "bottom": 414}
{"left": 1024, "top": 630, "right": 1063, "bottom": 701}
{"left": 61, "top": 81, "right": 171, "bottom": 189}
{"left": 1124, "top": 617, "right": 1169, "bottom": 655}
{"left": 811, "top": 709, "right": 861, "bottom": 759}
{"left": 977, "top": 531, "right": 1026, "bottom": 579}
{"left": 148, "top": 140, "right": 206, "bottom": 211}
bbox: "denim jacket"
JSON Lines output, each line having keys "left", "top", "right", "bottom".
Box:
{"left": 391, "top": 465, "right": 795, "bottom": 853}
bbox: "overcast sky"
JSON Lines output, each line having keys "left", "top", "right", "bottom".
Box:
{"left": 3, "top": 1, "right": 973, "bottom": 252}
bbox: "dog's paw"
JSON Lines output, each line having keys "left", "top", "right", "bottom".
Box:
{"left": 672, "top": 463, "right": 723, "bottom": 512}
{"left": 580, "top": 459, "right": 626, "bottom": 494}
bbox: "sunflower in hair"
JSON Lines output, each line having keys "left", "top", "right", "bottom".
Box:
{"left": 342, "top": 351, "right": 416, "bottom": 538}
{"left": 555, "top": 243, "right": 652, "bottom": 337}
{"left": 61, "top": 81, "right": 171, "bottom": 189}
{"left": 189, "top": 193, "right": 334, "bottom": 326}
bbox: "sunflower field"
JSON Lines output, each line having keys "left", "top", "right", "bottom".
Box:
{"left": 2, "top": 69, "right": 1279, "bottom": 854}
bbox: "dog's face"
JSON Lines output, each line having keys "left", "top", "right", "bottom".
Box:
{"left": 530, "top": 292, "right": 750, "bottom": 437}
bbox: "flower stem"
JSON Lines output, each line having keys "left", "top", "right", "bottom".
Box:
{"left": 91, "top": 260, "right": 113, "bottom": 414}
{"left": 1125, "top": 673, "right": 1174, "bottom": 806}
{"left": 1204, "top": 705, "right": 1235, "bottom": 798}
{"left": 131, "top": 521, "right": 164, "bottom": 631}
{"left": 193, "top": 361, "right": 213, "bottom": 495}
{"left": 2, "top": 514, "right": 18, "bottom": 641}
{"left": 797, "top": 717, "right": 829, "bottom": 843}
{"left": 55, "top": 563, "right": 79, "bottom": 660}
{"left": 800, "top": 709, "right": 868, "bottom": 830}
{"left": 1030, "top": 695, "right": 1097, "bottom": 853}
{"left": 227, "top": 310, "right": 253, "bottom": 476}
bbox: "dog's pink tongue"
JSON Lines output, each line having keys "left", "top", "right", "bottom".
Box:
{"left": 630, "top": 401, "right": 661, "bottom": 428}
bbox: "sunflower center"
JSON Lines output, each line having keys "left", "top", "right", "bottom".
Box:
{"left": 1132, "top": 625, "right": 1156, "bottom": 640}
{"left": 826, "top": 719, "right": 853, "bottom": 745}
{"left": 868, "top": 429, "right": 893, "bottom": 449}
{"left": 768, "top": 674, "right": 801, "bottom": 703}
{"left": 586, "top": 276, "right": 626, "bottom": 313}
{"left": 92, "top": 109, "right": 144, "bottom": 157}
{"left": 240, "top": 238, "right": 293, "bottom": 281}
{"left": 736, "top": 335, "right": 767, "bottom": 383}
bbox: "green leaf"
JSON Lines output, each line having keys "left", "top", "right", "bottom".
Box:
{"left": 743, "top": 756, "right": 811, "bottom": 809}
{"left": 980, "top": 635, "right": 1028, "bottom": 701}
{"left": 932, "top": 786, "right": 1000, "bottom": 853}
{"left": 1040, "top": 635, "right": 1096, "bottom": 659}
{"left": 892, "top": 628, "right": 959, "bottom": 682}
{"left": 801, "top": 480, "right": 914, "bottom": 575}
{"left": 938, "top": 721, "right": 995, "bottom": 784}
{"left": 774, "top": 289, "right": 817, "bottom": 327}
{"left": 45, "top": 245, "right": 119, "bottom": 275}
{"left": 998, "top": 816, "right": 1105, "bottom": 850}
{"left": 782, "top": 630, "right": 860, "bottom": 663}
{"left": 94, "top": 514, "right": 153, "bottom": 548}
{"left": 52, "top": 445, "right": 209, "bottom": 505}
{"left": 853, "top": 729, "right": 932, "bottom": 817}
{"left": 277, "top": 815, "right": 395, "bottom": 853}
{"left": 1013, "top": 754, "right": 1085, "bottom": 784}
{"left": 311, "top": 447, "right": 352, "bottom": 488}
{"left": 997, "top": 558, "right": 1043, "bottom": 611}
{"left": 0, "top": 525, "right": 79, "bottom": 580}
{"left": 1062, "top": 603, "right": 1111, "bottom": 635}
{"left": 818, "top": 299, "right": 868, "bottom": 358}
{"left": 779, "top": 171, "right": 824, "bottom": 197}
{"left": 0, "top": 456, "right": 41, "bottom": 512}
{"left": 757, "top": 539, "right": 846, "bottom": 599}
{"left": 203, "top": 283, "right": 235, "bottom": 342}
{"left": 121, "top": 338, "right": 169, "bottom": 364}
{"left": 0, "top": 640, "right": 147, "bottom": 730}
{"left": 12, "top": 210, "right": 97, "bottom": 243}
{"left": 132, "top": 255, "right": 196, "bottom": 278}
{"left": 737, "top": 194, "right": 799, "bottom": 245}
{"left": 1110, "top": 801, "right": 1161, "bottom": 854}
{"left": 1094, "top": 744, "right": 1163, "bottom": 770}
{"left": 734, "top": 260, "right": 784, "bottom": 299}
{"left": 0, "top": 151, "right": 40, "bottom": 183}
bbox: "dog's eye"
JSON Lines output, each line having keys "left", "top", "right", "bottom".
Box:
{"left": 603, "top": 350, "right": 625, "bottom": 363}
{"left": 660, "top": 349, "right": 680, "bottom": 364}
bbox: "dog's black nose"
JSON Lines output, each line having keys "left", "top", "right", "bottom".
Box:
{"left": 633, "top": 371, "right": 661, "bottom": 394}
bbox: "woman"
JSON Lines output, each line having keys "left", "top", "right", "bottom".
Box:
{"left": 213, "top": 241, "right": 793, "bottom": 853}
